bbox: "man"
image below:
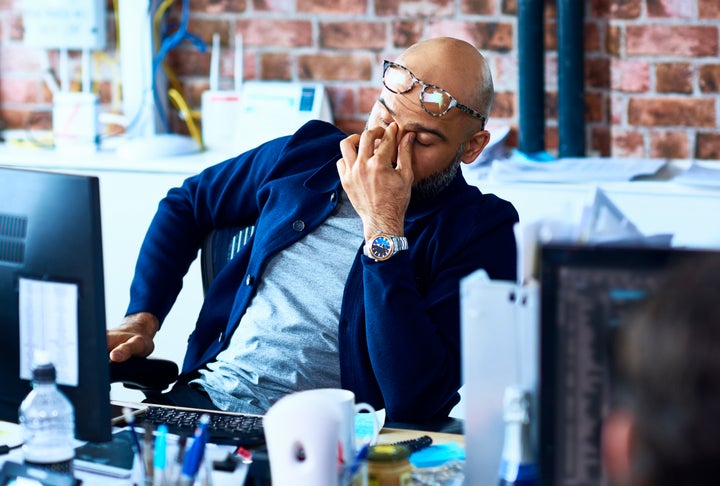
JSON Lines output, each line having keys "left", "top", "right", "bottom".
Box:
{"left": 108, "top": 37, "right": 518, "bottom": 423}
{"left": 602, "top": 255, "right": 720, "bottom": 485}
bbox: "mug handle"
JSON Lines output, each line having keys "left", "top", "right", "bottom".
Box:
{"left": 354, "top": 402, "right": 380, "bottom": 445}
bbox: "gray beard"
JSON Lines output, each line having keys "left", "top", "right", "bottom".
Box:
{"left": 411, "top": 146, "right": 463, "bottom": 200}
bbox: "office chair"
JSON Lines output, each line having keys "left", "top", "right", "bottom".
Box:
{"left": 109, "top": 225, "right": 253, "bottom": 400}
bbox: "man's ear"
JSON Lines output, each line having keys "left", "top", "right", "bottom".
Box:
{"left": 460, "top": 129, "right": 491, "bottom": 164}
{"left": 602, "top": 410, "right": 634, "bottom": 485}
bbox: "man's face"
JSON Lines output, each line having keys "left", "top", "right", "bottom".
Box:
{"left": 365, "top": 90, "right": 474, "bottom": 198}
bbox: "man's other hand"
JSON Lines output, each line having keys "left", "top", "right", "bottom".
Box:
{"left": 107, "top": 312, "right": 159, "bottom": 362}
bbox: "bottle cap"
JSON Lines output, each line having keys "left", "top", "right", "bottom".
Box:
{"left": 31, "top": 350, "right": 56, "bottom": 383}
{"left": 367, "top": 444, "right": 411, "bottom": 462}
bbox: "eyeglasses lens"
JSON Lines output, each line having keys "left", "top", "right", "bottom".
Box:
{"left": 384, "top": 64, "right": 453, "bottom": 116}
{"left": 384, "top": 65, "right": 413, "bottom": 93}
{"left": 421, "top": 89, "right": 452, "bottom": 114}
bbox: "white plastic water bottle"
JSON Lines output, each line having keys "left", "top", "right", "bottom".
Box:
{"left": 18, "top": 351, "right": 76, "bottom": 475}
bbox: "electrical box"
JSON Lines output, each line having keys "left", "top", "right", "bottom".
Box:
{"left": 22, "top": 0, "right": 106, "bottom": 49}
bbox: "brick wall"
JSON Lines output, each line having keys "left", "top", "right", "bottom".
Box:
{"left": 0, "top": 0, "right": 718, "bottom": 160}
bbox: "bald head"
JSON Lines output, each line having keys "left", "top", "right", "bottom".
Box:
{"left": 395, "top": 37, "right": 494, "bottom": 126}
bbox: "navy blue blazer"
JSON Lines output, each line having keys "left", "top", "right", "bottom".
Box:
{"left": 127, "top": 120, "right": 519, "bottom": 421}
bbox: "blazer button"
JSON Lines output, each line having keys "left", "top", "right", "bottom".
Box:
{"left": 292, "top": 220, "right": 305, "bottom": 232}
{"left": 218, "top": 331, "right": 224, "bottom": 343}
{"left": 330, "top": 192, "right": 337, "bottom": 202}
{"left": 245, "top": 274, "right": 254, "bottom": 286}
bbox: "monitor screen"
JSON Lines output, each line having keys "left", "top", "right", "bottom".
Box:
{"left": 0, "top": 166, "right": 111, "bottom": 443}
{"left": 538, "top": 242, "right": 720, "bottom": 486}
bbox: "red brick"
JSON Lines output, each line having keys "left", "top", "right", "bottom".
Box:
{"left": 647, "top": 0, "right": 694, "bottom": 18}
{"left": 300, "top": 0, "right": 366, "bottom": 14}
{"left": 187, "top": 19, "right": 232, "bottom": 45}
{"left": 586, "top": 57, "right": 611, "bottom": 89}
{"left": 699, "top": 64, "right": 720, "bottom": 93}
{"left": 610, "top": 93, "right": 624, "bottom": 125}
{"left": 167, "top": 49, "right": 211, "bottom": 77}
{"left": 490, "top": 91, "right": 514, "bottom": 119}
{"left": 545, "top": 20, "right": 557, "bottom": 51}
{"left": 252, "top": 0, "right": 291, "bottom": 12}
{"left": 359, "top": 86, "right": 382, "bottom": 113}
{"left": 607, "top": 25, "right": 621, "bottom": 56}
{"left": 696, "top": 133, "right": 720, "bottom": 160}
{"left": 626, "top": 26, "right": 719, "bottom": 57}
{"left": 320, "top": 22, "right": 387, "bottom": 50}
{"left": 611, "top": 60, "right": 650, "bottom": 92}
{"left": 544, "top": 91, "right": 558, "bottom": 120}
{"left": 190, "top": 0, "right": 246, "bottom": 13}
{"left": 656, "top": 63, "right": 693, "bottom": 94}
{"left": 591, "top": 126, "right": 611, "bottom": 156}
{"left": 392, "top": 20, "right": 423, "bottom": 48}
{"left": 609, "top": 0, "right": 642, "bottom": 19}
{"left": 544, "top": 125, "right": 558, "bottom": 151}
{"left": 0, "top": 45, "right": 46, "bottom": 72}
{"left": 376, "top": 0, "right": 453, "bottom": 16}
{"left": 0, "top": 77, "right": 41, "bottom": 104}
{"left": 461, "top": 0, "right": 497, "bottom": 15}
{"left": 492, "top": 55, "right": 518, "bottom": 90}
{"left": 501, "top": 0, "right": 516, "bottom": 15}
{"left": 585, "top": 92, "right": 605, "bottom": 122}
{"left": 297, "top": 54, "right": 373, "bottom": 81}
{"left": 260, "top": 53, "right": 292, "bottom": 80}
{"left": 237, "top": 19, "right": 312, "bottom": 47}
{"left": 585, "top": 21, "right": 601, "bottom": 52}
{"left": 699, "top": 0, "right": 720, "bottom": 19}
{"left": 612, "top": 130, "right": 645, "bottom": 157}
{"left": 629, "top": 98, "right": 716, "bottom": 128}
{"left": 325, "top": 86, "right": 356, "bottom": 120}
{"left": 428, "top": 21, "right": 514, "bottom": 53}
{"left": 650, "top": 130, "right": 689, "bottom": 158}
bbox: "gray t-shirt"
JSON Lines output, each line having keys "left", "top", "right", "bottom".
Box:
{"left": 194, "top": 191, "right": 363, "bottom": 414}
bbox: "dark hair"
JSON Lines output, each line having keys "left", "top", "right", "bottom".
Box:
{"left": 614, "top": 255, "right": 720, "bottom": 485}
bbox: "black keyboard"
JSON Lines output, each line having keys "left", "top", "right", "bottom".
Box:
{"left": 141, "top": 406, "right": 265, "bottom": 446}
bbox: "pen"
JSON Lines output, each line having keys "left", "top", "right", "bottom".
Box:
{"left": 122, "top": 407, "right": 145, "bottom": 477}
{"left": 179, "top": 414, "right": 210, "bottom": 486}
{"left": 143, "top": 422, "right": 155, "bottom": 484}
{"left": 343, "top": 442, "right": 370, "bottom": 482}
{"left": 153, "top": 424, "right": 168, "bottom": 486}
{"left": 167, "top": 433, "right": 188, "bottom": 485}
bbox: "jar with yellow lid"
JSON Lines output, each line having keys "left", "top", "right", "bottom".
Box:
{"left": 366, "top": 444, "right": 413, "bottom": 486}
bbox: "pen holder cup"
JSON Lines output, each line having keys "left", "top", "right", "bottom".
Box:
{"left": 132, "top": 436, "right": 214, "bottom": 486}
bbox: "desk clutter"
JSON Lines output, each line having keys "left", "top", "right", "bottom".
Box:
{"left": 2, "top": 381, "right": 469, "bottom": 485}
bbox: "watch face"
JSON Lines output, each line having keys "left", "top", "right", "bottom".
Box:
{"left": 370, "top": 235, "right": 393, "bottom": 260}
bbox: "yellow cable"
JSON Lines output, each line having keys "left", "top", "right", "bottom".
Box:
{"left": 168, "top": 88, "right": 203, "bottom": 148}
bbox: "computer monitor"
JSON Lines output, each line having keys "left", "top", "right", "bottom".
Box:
{"left": 538, "top": 242, "right": 720, "bottom": 486}
{"left": 0, "top": 166, "right": 112, "bottom": 443}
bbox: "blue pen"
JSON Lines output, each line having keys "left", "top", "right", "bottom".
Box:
{"left": 179, "top": 414, "right": 210, "bottom": 486}
{"left": 344, "top": 442, "right": 370, "bottom": 482}
{"left": 153, "top": 424, "right": 169, "bottom": 486}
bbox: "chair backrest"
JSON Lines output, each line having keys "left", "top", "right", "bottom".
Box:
{"left": 200, "top": 225, "right": 255, "bottom": 294}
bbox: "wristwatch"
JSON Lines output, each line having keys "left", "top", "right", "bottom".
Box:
{"left": 364, "top": 233, "right": 409, "bottom": 261}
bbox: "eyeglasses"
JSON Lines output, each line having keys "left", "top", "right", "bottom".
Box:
{"left": 383, "top": 60, "right": 487, "bottom": 125}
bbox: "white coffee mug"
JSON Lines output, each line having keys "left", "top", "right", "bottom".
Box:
{"left": 264, "top": 388, "right": 380, "bottom": 486}
{"left": 297, "top": 388, "right": 380, "bottom": 464}
{"left": 264, "top": 391, "right": 344, "bottom": 486}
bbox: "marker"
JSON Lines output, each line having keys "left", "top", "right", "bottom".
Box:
{"left": 179, "top": 414, "right": 210, "bottom": 486}
{"left": 153, "top": 424, "right": 168, "bottom": 486}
